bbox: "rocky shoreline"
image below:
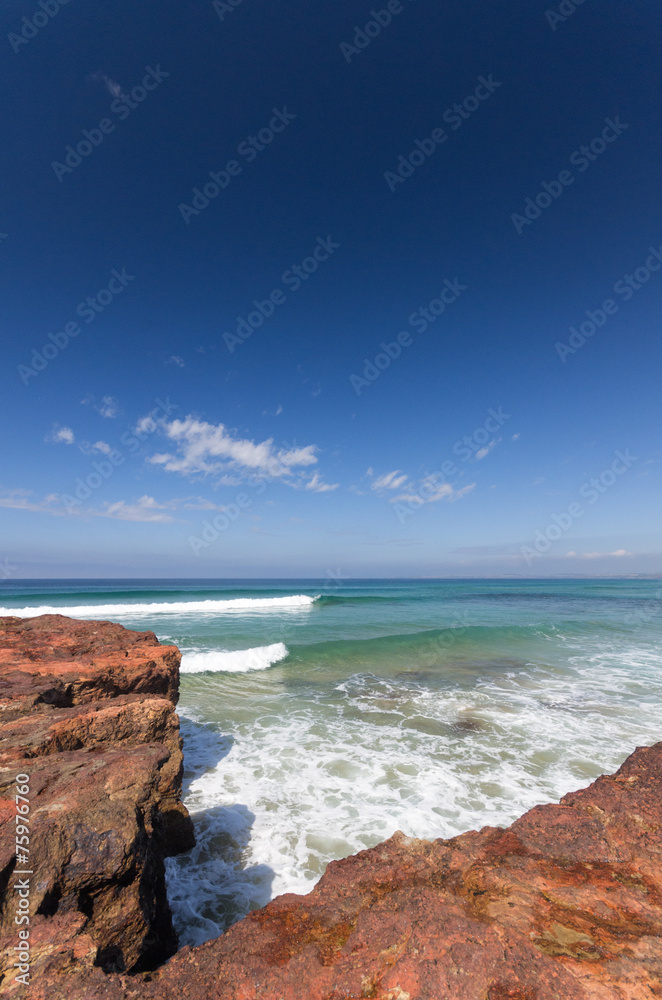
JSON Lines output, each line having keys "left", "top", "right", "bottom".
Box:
{"left": 1, "top": 615, "right": 661, "bottom": 999}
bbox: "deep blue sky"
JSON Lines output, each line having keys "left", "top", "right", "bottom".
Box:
{"left": 1, "top": 0, "right": 661, "bottom": 578}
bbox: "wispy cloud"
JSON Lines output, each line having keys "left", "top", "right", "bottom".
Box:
{"left": 475, "top": 438, "right": 500, "bottom": 460}
{"left": 81, "top": 394, "right": 120, "bottom": 419}
{"left": 0, "top": 488, "right": 224, "bottom": 523}
{"left": 393, "top": 480, "right": 475, "bottom": 505}
{"left": 166, "top": 356, "right": 185, "bottom": 368}
{"left": 97, "top": 496, "right": 174, "bottom": 523}
{"left": 365, "top": 467, "right": 475, "bottom": 507}
{"left": 0, "top": 490, "right": 64, "bottom": 515}
{"left": 305, "top": 472, "right": 339, "bottom": 493}
{"left": 91, "top": 72, "right": 127, "bottom": 101}
{"left": 370, "top": 469, "right": 408, "bottom": 492}
{"left": 98, "top": 396, "right": 119, "bottom": 418}
{"left": 565, "top": 549, "right": 632, "bottom": 559}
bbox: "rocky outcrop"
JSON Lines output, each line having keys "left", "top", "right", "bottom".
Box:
{"left": 0, "top": 615, "right": 194, "bottom": 989}
{"left": 2, "top": 615, "right": 661, "bottom": 999}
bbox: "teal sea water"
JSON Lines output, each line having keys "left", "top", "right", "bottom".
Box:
{"left": 2, "top": 578, "right": 662, "bottom": 944}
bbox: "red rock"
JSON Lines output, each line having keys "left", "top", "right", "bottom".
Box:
{"left": 0, "top": 615, "right": 194, "bottom": 990}
{"left": 36, "top": 744, "right": 662, "bottom": 1000}
{"left": 0, "top": 614, "right": 181, "bottom": 717}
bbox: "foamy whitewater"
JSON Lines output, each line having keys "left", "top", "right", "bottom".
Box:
{"left": 3, "top": 578, "right": 662, "bottom": 946}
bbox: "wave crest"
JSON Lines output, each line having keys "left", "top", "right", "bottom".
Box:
{"left": 180, "top": 643, "right": 289, "bottom": 674}
{"left": 0, "top": 595, "right": 319, "bottom": 618}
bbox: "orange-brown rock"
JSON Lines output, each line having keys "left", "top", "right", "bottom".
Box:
{"left": 0, "top": 615, "right": 194, "bottom": 989}
{"left": 28, "top": 745, "right": 662, "bottom": 1000}
{"left": 0, "top": 614, "right": 180, "bottom": 717}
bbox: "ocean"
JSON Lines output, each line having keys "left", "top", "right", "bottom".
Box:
{"left": 2, "top": 577, "right": 661, "bottom": 946}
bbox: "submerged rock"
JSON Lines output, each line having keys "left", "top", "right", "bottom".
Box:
{"left": 1, "top": 614, "right": 661, "bottom": 998}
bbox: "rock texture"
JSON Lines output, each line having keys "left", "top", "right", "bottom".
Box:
{"left": 0, "top": 614, "right": 194, "bottom": 989}
{"left": 2, "top": 614, "right": 661, "bottom": 999}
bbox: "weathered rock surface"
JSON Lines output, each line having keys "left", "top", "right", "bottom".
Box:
{"left": 29, "top": 745, "right": 662, "bottom": 1000}
{"left": 2, "top": 614, "right": 661, "bottom": 999}
{"left": 0, "top": 615, "right": 194, "bottom": 989}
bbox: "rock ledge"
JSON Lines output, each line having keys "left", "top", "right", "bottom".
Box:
{"left": 0, "top": 614, "right": 195, "bottom": 988}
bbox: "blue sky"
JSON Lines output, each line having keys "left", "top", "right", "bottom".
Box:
{"left": 1, "top": 0, "right": 661, "bottom": 578}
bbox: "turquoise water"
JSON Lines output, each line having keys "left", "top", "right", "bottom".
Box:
{"left": 3, "top": 578, "right": 662, "bottom": 944}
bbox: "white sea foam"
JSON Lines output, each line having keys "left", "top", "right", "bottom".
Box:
{"left": 0, "top": 595, "right": 319, "bottom": 618}
{"left": 166, "top": 640, "right": 662, "bottom": 947}
{"left": 181, "top": 643, "right": 289, "bottom": 674}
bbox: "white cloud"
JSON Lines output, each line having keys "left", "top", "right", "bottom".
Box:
{"left": 392, "top": 480, "right": 475, "bottom": 505}
{"left": 371, "top": 470, "right": 408, "bottom": 492}
{"left": 147, "top": 417, "right": 319, "bottom": 481}
{"left": 0, "top": 488, "right": 218, "bottom": 524}
{"left": 97, "top": 496, "right": 174, "bottom": 523}
{"left": 51, "top": 426, "right": 75, "bottom": 445}
{"left": 166, "top": 356, "right": 185, "bottom": 368}
{"left": 512, "top": 432, "right": 520, "bottom": 441}
{"left": 135, "top": 413, "right": 160, "bottom": 435}
{"left": 0, "top": 490, "right": 64, "bottom": 515}
{"left": 92, "top": 72, "right": 127, "bottom": 100}
{"left": 475, "top": 438, "right": 499, "bottom": 460}
{"left": 98, "top": 396, "right": 119, "bottom": 419}
{"left": 91, "top": 441, "right": 112, "bottom": 455}
{"left": 81, "top": 395, "right": 119, "bottom": 418}
{"left": 305, "top": 472, "right": 339, "bottom": 493}
{"left": 566, "top": 549, "right": 632, "bottom": 559}
{"left": 365, "top": 466, "right": 475, "bottom": 507}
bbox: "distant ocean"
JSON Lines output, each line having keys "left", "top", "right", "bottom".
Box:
{"left": 2, "top": 578, "right": 662, "bottom": 945}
